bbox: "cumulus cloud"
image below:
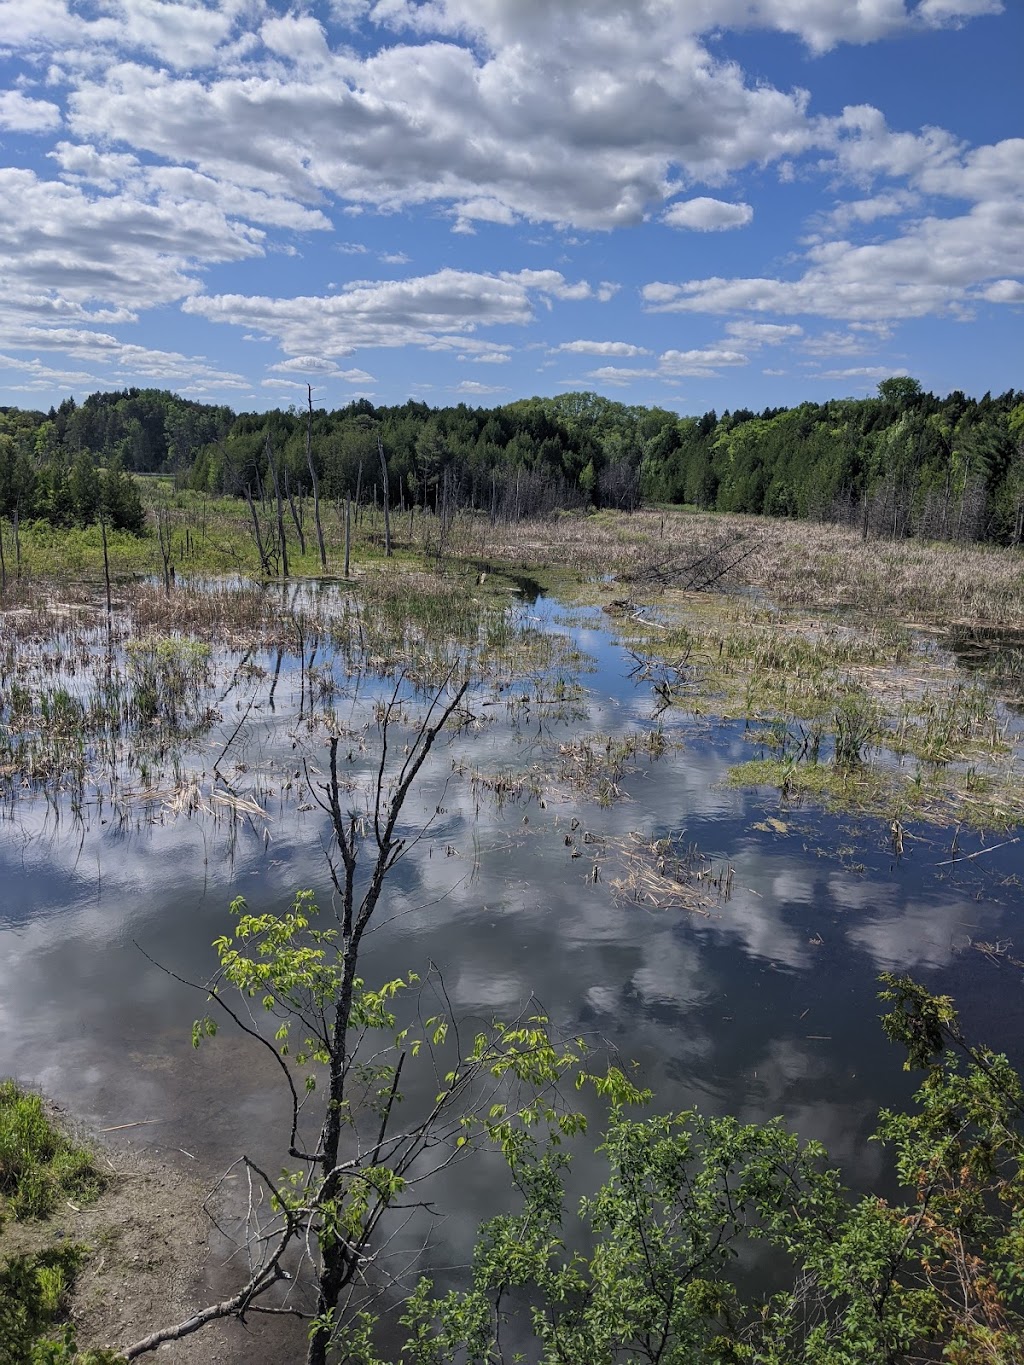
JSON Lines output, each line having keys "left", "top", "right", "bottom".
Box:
{"left": 268, "top": 357, "right": 377, "bottom": 382}
{"left": 0, "top": 89, "right": 62, "bottom": 132}
{"left": 57, "top": 14, "right": 815, "bottom": 232}
{"left": 579, "top": 342, "right": 753, "bottom": 387}
{"left": 454, "top": 379, "right": 507, "bottom": 394}
{"left": 723, "top": 321, "right": 803, "bottom": 346}
{"left": 644, "top": 196, "right": 1024, "bottom": 322}
{"left": 369, "top": 0, "right": 1001, "bottom": 53}
{"left": 0, "top": 0, "right": 245, "bottom": 69}
{"left": 0, "top": 167, "right": 261, "bottom": 321}
{"left": 817, "top": 191, "right": 919, "bottom": 233}
{"left": 982, "top": 279, "right": 1024, "bottom": 303}
{"left": 585, "top": 364, "right": 658, "bottom": 386}
{"left": 662, "top": 197, "right": 753, "bottom": 231}
{"left": 182, "top": 268, "right": 591, "bottom": 356}
{"left": 0, "top": 0, "right": 1013, "bottom": 399}
{"left": 660, "top": 346, "right": 748, "bottom": 373}
{"left": 810, "top": 364, "right": 907, "bottom": 380}
{"left": 554, "top": 340, "right": 652, "bottom": 357}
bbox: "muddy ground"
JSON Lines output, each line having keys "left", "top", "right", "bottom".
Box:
{"left": 2, "top": 1105, "right": 306, "bottom": 1363}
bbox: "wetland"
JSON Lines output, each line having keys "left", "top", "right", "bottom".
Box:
{"left": 2, "top": 501, "right": 1023, "bottom": 1360}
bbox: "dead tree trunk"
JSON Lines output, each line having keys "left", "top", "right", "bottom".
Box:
{"left": 244, "top": 484, "right": 275, "bottom": 574}
{"left": 307, "top": 384, "right": 328, "bottom": 571}
{"left": 378, "top": 435, "right": 392, "bottom": 558}
{"left": 284, "top": 467, "right": 307, "bottom": 556}
{"left": 265, "top": 433, "right": 289, "bottom": 578}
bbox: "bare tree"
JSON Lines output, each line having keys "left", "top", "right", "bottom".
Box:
{"left": 378, "top": 433, "right": 392, "bottom": 558}
{"left": 307, "top": 384, "right": 328, "bottom": 571}
{"left": 118, "top": 674, "right": 586, "bottom": 1365}
{"left": 265, "top": 432, "right": 289, "bottom": 578}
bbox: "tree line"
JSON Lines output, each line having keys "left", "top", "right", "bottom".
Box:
{"left": 2, "top": 377, "right": 1023, "bottom": 544}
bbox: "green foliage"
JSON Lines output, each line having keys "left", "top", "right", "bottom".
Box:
{"left": 0, "top": 1082, "right": 103, "bottom": 1221}
{"left": 5, "top": 381, "right": 1023, "bottom": 544}
{"left": 0, "top": 1244, "right": 127, "bottom": 1365}
{"left": 0, "top": 1085, "right": 116, "bottom": 1364}
{"left": 382, "top": 976, "right": 1024, "bottom": 1365}
{"left": 125, "top": 637, "right": 211, "bottom": 727}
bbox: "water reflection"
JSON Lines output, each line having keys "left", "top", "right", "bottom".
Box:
{"left": 1, "top": 585, "right": 1022, "bottom": 1324}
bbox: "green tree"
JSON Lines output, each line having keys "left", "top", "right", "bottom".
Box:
{"left": 877, "top": 376, "right": 924, "bottom": 408}
{"left": 397, "top": 975, "right": 1024, "bottom": 1364}
{"left": 69, "top": 451, "right": 101, "bottom": 525}
{"left": 100, "top": 457, "right": 146, "bottom": 535}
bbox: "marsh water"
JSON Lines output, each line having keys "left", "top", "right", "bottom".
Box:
{"left": 2, "top": 581, "right": 1023, "bottom": 1315}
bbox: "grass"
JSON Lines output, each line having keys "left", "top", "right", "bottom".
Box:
{"left": 0, "top": 1082, "right": 117, "bottom": 1364}
{"left": 0, "top": 1081, "right": 104, "bottom": 1222}
{"left": 6, "top": 492, "right": 1024, "bottom": 629}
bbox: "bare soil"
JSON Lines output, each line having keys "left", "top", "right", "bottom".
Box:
{"left": 2, "top": 1104, "right": 305, "bottom": 1363}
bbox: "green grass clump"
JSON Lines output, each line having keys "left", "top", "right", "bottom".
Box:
{"left": 0, "top": 1081, "right": 103, "bottom": 1221}
{"left": 0, "top": 1243, "right": 125, "bottom": 1364}
{"left": 0, "top": 1083, "right": 119, "bottom": 1363}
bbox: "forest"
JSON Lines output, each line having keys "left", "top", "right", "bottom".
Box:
{"left": 2, "top": 376, "right": 1022, "bottom": 544}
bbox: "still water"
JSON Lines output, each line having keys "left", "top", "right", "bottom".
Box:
{"left": 2, "top": 585, "right": 1022, "bottom": 1306}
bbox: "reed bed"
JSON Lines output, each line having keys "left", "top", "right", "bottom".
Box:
{"left": 463, "top": 508, "right": 1024, "bottom": 629}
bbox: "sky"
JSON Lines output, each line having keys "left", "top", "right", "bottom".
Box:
{"left": 0, "top": 0, "right": 1021, "bottom": 417}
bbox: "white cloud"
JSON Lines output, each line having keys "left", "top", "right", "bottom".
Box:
{"left": 587, "top": 365, "right": 659, "bottom": 386}
{"left": 982, "top": 279, "right": 1024, "bottom": 303}
{"left": 500, "top": 269, "right": 595, "bottom": 301}
{"left": 451, "top": 197, "right": 517, "bottom": 232}
{"left": 0, "top": 167, "right": 264, "bottom": 326}
{"left": 0, "top": 352, "right": 106, "bottom": 389}
{"left": 554, "top": 340, "right": 652, "bottom": 357}
{"left": 260, "top": 13, "right": 331, "bottom": 64}
{"left": 917, "top": 0, "right": 1003, "bottom": 22}
{"left": 643, "top": 195, "right": 1024, "bottom": 323}
{"left": 818, "top": 191, "right": 918, "bottom": 233}
{"left": 182, "top": 267, "right": 591, "bottom": 356}
{"left": 800, "top": 329, "right": 869, "bottom": 356}
{"left": 0, "top": 0, "right": 1012, "bottom": 402}
{"left": 582, "top": 343, "right": 751, "bottom": 387}
{"left": 268, "top": 357, "right": 377, "bottom": 382}
{"left": 723, "top": 321, "right": 803, "bottom": 346}
{"left": 811, "top": 364, "right": 907, "bottom": 380}
{"left": 454, "top": 379, "right": 507, "bottom": 394}
{"left": 662, "top": 197, "right": 753, "bottom": 231}
{"left": 146, "top": 166, "right": 332, "bottom": 231}
{"left": 0, "top": 89, "right": 62, "bottom": 132}
{"left": 58, "top": 17, "right": 815, "bottom": 232}
{"left": 916, "top": 138, "right": 1024, "bottom": 201}
{"left": 660, "top": 347, "right": 748, "bottom": 372}
{"left": 0, "top": 0, "right": 244, "bottom": 69}
{"left": 369, "top": 0, "right": 1001, "bottom": 53}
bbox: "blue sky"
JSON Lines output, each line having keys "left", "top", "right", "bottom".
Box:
{"left": 0, "top": 0, "right": 1020, "bottom": 416}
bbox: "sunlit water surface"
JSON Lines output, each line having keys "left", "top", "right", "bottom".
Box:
{"left": 2, "top": 585, "right": 1022, "bottom": 1333}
